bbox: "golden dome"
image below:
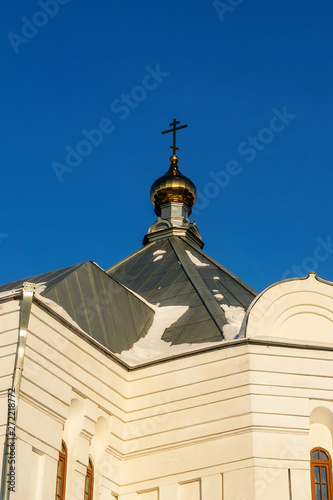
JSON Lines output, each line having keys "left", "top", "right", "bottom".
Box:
{"left": 150, "top": 155, "right": 197, "bottom": 216}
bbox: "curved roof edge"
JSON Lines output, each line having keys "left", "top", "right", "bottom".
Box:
{"left": 240, "top": 271, "right": 333, "bottom": 343}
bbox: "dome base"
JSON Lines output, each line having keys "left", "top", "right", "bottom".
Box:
{"left": 143, "top": 217, "right": 204, "bottom": 249}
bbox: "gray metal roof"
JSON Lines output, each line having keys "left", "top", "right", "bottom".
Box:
{"left": 0, "top": 263, "right": 84, "bottom": 294}
{"left": 107, "top": 236, "right": 257, "bottom": 345}
{"left": 0, "top": 261, "right": 154, "bottom": 354}
{"left": 0, "top": 238, "right": 257, "bottom": 360}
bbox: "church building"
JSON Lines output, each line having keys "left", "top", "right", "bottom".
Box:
{"left": 1, "top": 120, "right": 333, "bottom": 500}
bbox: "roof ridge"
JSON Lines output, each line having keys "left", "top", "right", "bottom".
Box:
{"left": 106, "top": 241, "right": 155, "bottom": 274}
{"left": 0, "top": 261, "right": 87, "bottom": 293}
{"left": 40, "top": 262, "right": 89, "bottom": 295}
{"left": 178, "top": 237, "right": 257, "bottom": 296}
{"left": 169, "top": 237, "right": 226, "bottom": 338}
{"left": 85, "top": 261, "right": 156, "bottom": 315}
{"left": 40, "top": 260, "right": 156, "bottom": 354}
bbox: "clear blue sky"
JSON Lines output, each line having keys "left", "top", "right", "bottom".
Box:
{"left": 1, "top": 0, "right": 332, "bottom": 293}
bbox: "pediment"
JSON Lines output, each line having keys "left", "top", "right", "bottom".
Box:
{"left": 243, "top": 272, "right": 333, "bottom": 345}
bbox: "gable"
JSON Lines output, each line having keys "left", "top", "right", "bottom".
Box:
{"left": 243, "top": 272, "right": 333, "bottom": 344}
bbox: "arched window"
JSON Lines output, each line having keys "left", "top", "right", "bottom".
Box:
{"left": 311, "top": 448, "right": 333, "bottom": 500}
{"left": 55, "top": 441, "right": 67, "bottom": 500}
{"left": 84, "top": 458, "right": 94, "bottom": 500}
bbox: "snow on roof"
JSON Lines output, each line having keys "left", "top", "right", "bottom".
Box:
{"left": 185, "top": 249, "right": 210, "bottom": 267}
{"left": 220, "top": 304, "right": 245, "bottom": 340}
{"left": 115, "top": 299, "right": 225, "bottom": 366}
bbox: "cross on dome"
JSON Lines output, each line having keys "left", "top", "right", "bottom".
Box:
{"left": 161, "top": 118, "right": 188, "bottom": 156}
{"left": 145, "top": 119, "right": 202, "bottom": 247}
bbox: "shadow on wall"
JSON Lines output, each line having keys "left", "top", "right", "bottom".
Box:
{"left": 310, "top": 406, "right": 333, "bottom": 457}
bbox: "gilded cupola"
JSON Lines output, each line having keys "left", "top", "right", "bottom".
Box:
{"left": 150, "top": 154, "right": 197, "bottom": 216}
{"left": 143, "top": 119, "right": 203, "bottom": 249}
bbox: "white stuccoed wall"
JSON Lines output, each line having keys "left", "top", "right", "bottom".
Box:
{"left": 1, "top": 272, "right": 333, "bottom": 499}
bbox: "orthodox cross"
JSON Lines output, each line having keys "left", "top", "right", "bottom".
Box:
{"left": 161, "top": 118, "right": 188, "bottom": 155}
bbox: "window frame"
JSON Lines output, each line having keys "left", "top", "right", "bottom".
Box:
{"left": 311, "top": 447, "right": 333, "bottom": 500}
{"left": 55, "top": 441, "right": 67, "bottom": 500}
{"left": 84, "top": 457, "right": 94, "bottom": 500}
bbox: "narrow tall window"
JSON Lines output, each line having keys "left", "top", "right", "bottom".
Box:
{"left": 84, "top": 458, "right": 94, "bottom": 500}
{"left": 311, "top": 448, "right": 333, "bottom": 500}
{"left": 55, "top": 441, "right": 67, "bottom": 500}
